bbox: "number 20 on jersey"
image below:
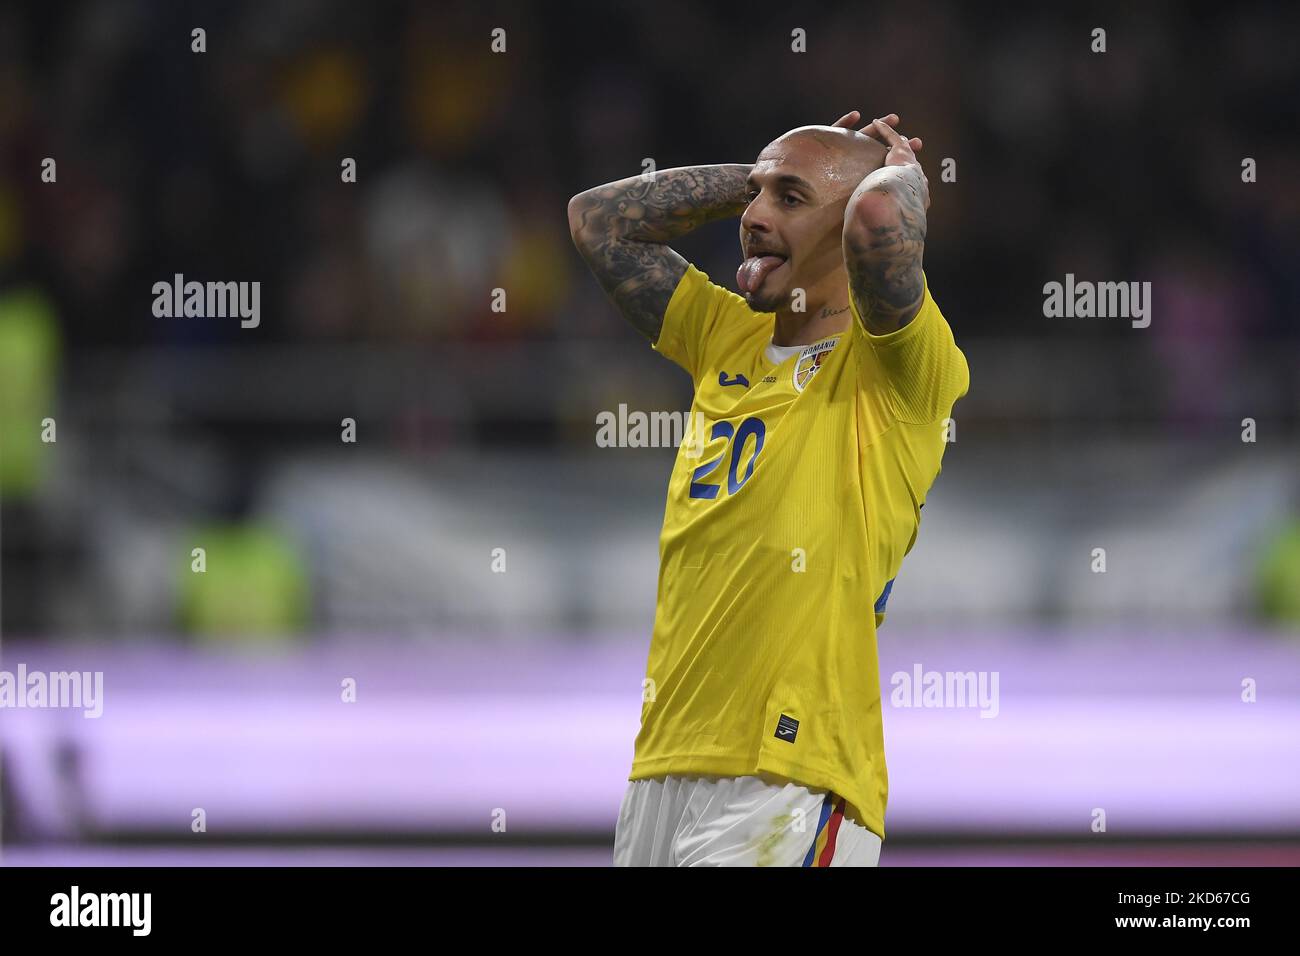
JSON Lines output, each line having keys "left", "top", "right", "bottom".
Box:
{"left": 688, "top": 417, "right": 766, "bottom": 500}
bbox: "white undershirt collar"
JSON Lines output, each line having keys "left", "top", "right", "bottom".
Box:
{"left": 764, "top": 339, "right": 805, "bottom": 365}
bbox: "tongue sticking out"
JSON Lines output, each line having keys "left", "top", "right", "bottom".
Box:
{"left": 737, "top": 255, "right": 785, "bottom": 294}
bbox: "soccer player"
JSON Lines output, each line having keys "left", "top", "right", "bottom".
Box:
{"left": 567, "top": 111, "right": 968, "bottom": 866}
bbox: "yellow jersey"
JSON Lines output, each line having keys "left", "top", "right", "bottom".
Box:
{"left": 629, "top": 263, "right": 969, "bottom": 839}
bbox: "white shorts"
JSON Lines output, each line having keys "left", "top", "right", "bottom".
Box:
{"left": 612, "top": 773, "right": 882, "bottom": 867}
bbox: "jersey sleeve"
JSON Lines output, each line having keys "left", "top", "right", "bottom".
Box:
{"left": 850, "top": 272, "right": 969, "bottom": 424}
{"left": 652, "top": 263, "right": 755, "bottom": 380}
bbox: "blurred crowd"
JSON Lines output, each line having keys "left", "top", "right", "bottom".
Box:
{"left": 0, "top": 0, "right": 1296, "bottom": 635}
{"left": 0, "top": 3, "right": 1294, "bottom": 343}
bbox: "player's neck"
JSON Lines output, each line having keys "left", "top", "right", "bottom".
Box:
{"left": 772, "top": 295, "right": 852, "bottom": 347}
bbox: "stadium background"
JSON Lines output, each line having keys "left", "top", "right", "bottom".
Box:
{"left": 1, "top": 0, "right": 1298, "bottom": 865}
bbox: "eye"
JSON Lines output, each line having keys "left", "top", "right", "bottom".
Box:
{"left": 782, "top": 193, "right": 801, "bottom": 207}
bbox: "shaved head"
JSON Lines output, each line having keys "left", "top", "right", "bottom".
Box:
{"left": 761, "top": 125, "right": 887, "bottom": 200}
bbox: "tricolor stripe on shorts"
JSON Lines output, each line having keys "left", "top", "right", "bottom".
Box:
{"left": 801, "top": 793, "right": 847, "bottom": 867}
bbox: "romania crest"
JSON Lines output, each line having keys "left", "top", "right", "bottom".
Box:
{"left": 793, "top": 337, "right": 839, "bottom": 392}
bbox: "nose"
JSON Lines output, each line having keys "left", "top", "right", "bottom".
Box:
{"left": 740, "top": 196, "right": 771, "bottom": 236}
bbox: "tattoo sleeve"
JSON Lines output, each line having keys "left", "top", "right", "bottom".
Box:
{"left": 842, "top": 164, "right": 928, "bottom": 335}
{"left": 567, "top": 164, "right": 752, "bottom": 342}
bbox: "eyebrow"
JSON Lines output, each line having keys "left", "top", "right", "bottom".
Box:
{"left": 747, "top": 172, "right": 816, "bottom": 194}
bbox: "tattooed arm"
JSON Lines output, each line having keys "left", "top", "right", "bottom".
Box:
{"left": 842, "top": 117, "right": 930, "bottom": 335}
{"left": 567, "top": 165, "right": 751, "bottom": 342}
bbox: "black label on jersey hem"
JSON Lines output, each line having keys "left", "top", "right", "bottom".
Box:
{"left": 775, "top": 713, "right": 799, "bottom": 743}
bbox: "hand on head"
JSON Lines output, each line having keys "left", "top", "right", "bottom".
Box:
{"left": 832, "top": 110, "right": 928, "bottom": 211}
{"left": 830, "top": 110, "right": 923, "bottom": 155}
